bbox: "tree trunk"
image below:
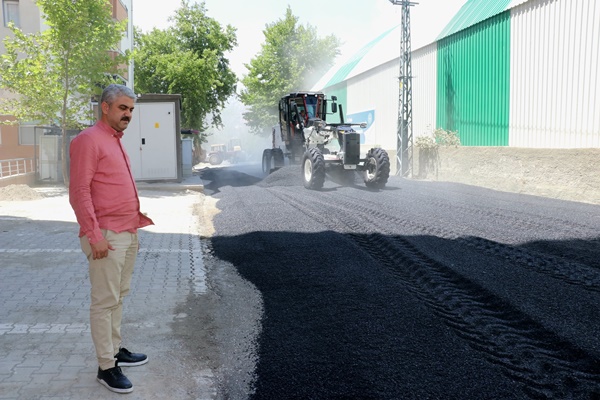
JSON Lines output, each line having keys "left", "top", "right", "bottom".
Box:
{"left": 62, "top": 58, "right": 70, "bottom": 188}
{"left": 62, "top": 126, "right": 69, "bottom": 187}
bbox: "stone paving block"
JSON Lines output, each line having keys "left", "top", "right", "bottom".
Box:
{"left": 62, "top": 355, "right": 87, "bottom": 368}
{"left": 36, "top": 360, "right": 64, "bottom": 374}
{"left": 55, "top": 366, "right": 86, "bottom": 382}
{"left": 52, "top": 341, "right": 92, "bottom": 357}
{"left": 4, "top": 325, "right": 27, "bottom": 335}
{"left": 27, "top": 324, "right": 51, "bottom": 334}
{"left": 64, "top": 324, "right": 89, "bottom": 335}
{"left": 69, "top": 375, "right": 98, "bottom": 389}
{"left": 15, "top": 355, "right": 43, "bottom": 368}
{"left": 1, "top": 186, "right": 212, "bottom": 399}
{"left": 6, "top": 367, "right": 38, "bottom": 382}
{"left": 2, "top": 303, "right": 22, "bottom": 316}
{"left": 21, "top": 379, "right": 75, "bottom": 397}
{"left": 6, "top": 293, "right": 27, "bottom": 301}
{"left": 45, "top": 325, "right": 68, "bottom": 334}
{"left": 0, "top": 382, "right": 20, "bottom": 399}
{"left": 0, "top": 352, "right": 24, "bottom": 364}
{"left": 28, "top": 373, "right": 58, "bottom": 385}
{"left": 0, "top": 362, "right": 15, "bottom": 375}
{"left": 16, "top": 386, "right": 59, "bottom": 400}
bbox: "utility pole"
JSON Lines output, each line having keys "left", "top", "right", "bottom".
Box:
{"left": 389, "top": 0, "right": 417, "bottom": 177}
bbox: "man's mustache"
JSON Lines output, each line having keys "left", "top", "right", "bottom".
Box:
{"left": 121, "top": 117, "right": 130, "bottom": 122}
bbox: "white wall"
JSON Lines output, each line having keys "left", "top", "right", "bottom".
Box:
{"left": 340, "top": 42, "right": 439, "bottom": 155}
{"left": 509, "top": 0, "right": 600, "bottom": 148}
{"left": 411, "top": 43, "right": 438, "bottom": 139}
{"left": 346, "top": 60, "right": 399, "bottom": 151}
{"left": 121, "top": 0, "right": 134, "bottom": 88}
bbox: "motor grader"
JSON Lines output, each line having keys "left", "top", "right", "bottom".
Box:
{"left": 262, "top": 91, "right": 390, "bottom": 190}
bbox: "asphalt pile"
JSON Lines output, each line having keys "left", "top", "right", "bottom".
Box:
{"left": 258, "top": 166, "right": 303, "bottom": 188}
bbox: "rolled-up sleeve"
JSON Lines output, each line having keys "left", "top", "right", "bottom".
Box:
{"left": 69, "top": 134, "right": 103, "bottom": 244}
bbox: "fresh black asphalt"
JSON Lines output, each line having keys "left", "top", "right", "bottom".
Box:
{"left": 199, "top": 164, "right": 600, "bottom": 399}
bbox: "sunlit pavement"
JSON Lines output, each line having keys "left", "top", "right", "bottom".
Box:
{"left": 0, "top": 177, "right": 217, "bottom": 400}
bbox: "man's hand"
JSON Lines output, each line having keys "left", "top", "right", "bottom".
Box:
{"left": 90, "top": 238, "right": 115, "bottom": 260}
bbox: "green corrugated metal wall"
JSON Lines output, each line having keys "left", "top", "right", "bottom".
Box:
{"left": 437, "top": 0, "right": 512, "bottom": 39}
{"left": 436, "top": 11, "right": 511, "bottom": 146}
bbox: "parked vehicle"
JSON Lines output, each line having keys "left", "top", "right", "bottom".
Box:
{"left": 206, "top": 138, "right": 245, "bottom": 165}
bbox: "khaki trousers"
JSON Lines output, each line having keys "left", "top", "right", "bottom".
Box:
{"left": 80, "top": 229, "right": 138, "bottom": 371}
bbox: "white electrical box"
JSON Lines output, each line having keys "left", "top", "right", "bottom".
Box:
{"left": 120, "top": 95, "right": 182, "bottom": 182}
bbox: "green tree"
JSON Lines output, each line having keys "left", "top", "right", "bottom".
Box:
{"left": 133, "top": 1, "right": 237, "bottom": 133}
{"left": 240, "top": 6, "right": 341, "bottom": 135}
{"left": 0, "top": 0, "right": 128, "bottom": 185}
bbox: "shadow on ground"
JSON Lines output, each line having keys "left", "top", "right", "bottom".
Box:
{"left": 210, "top": 229, "right": 600, "bottom": 400}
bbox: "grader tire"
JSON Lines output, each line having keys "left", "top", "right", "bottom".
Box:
{"left": 364, "top": 148, "right": 390, "bottom": 189}
{"left": 262, "top": 149, "right": 273, "bottom": 174}
{"left": 302, "top": 148, "right": 325, "bottom": 190}
{"left": 272, "top": 148, "right": 285, "bottom": 168}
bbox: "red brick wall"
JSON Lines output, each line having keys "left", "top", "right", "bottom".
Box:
{"left": 0, "top": 119, "right": 35, "bottom": 160}
{"left": 113, "top": 0, "right": 128, "bottom": 21}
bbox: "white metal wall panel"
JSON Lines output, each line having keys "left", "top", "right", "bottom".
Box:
{"left": 507, "top": 0, "right": 529, "bottom": 9}
{"left": 342, "top": 43, "right": 438, "bottom": 155}
{"left": 348, "top": 25, "right": 400, "bottom": 82}
{"left": 346, "top": 60, "right": 399, "bottom": 151}
{"left": 411, "top": 43, "right": 438, "bottom": 139}
{"left": 510, "top": 0, "right": 600, "bottom": 148}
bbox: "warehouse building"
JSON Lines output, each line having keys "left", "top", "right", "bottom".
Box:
{"left": 313, "top": 0, "right": 599, "bottom": 190}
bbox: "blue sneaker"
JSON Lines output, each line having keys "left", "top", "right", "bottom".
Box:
{"left": 97, "top": 366, "right": 133, "bottom": 393}
{"left": 115, "top": 347, "right": 148, "bottom": 367}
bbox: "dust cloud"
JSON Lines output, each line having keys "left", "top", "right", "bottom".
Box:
{"left": 202, "top": 98, "right": 273, "bottom": 163}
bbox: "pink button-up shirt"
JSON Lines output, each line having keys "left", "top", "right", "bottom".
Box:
{"left": 69, "top": 120, "right": 153, "bottom": 244}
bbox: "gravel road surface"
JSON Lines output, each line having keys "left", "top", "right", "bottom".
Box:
{"left": 197, "top": 164, "right": 600, "bottom": 399}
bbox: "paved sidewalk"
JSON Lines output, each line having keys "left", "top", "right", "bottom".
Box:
{"left": 0, "top": 178, "right": 215, "bottom": 399}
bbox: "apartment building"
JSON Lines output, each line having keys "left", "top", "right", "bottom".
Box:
{"left": 0, "top": 0, "right": 133, "bottom": 187}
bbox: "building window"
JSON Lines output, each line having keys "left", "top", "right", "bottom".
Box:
{"left": 19, "top": 124, "right": 35, "bottom": 145}
{"left": 3, "top": 0, "right": 19, "bottom": 28}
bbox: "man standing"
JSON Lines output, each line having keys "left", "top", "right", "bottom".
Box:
{"left": 69, "top": 84, "right": 154, "bottom": 394}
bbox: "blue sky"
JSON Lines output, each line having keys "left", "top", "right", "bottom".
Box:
{"left": 134, "top": 0, "right": 467, "bottom": 77}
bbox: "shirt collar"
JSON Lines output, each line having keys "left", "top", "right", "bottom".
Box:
{"left": 97, "top": 120, "right": 124, "bottom": 139}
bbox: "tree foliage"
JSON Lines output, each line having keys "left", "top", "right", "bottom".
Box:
{"left": 0, "top": 0, "right": 128, "bottom": 184}
{"left": 133, "top": 1, "right": 237, "bottom": 131}
{"left": 240, "top": 6, "right": 341, "bottom": 135}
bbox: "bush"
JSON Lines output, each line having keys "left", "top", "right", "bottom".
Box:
{"left": 415, "top": 136, "right": 437, "bottom": 149}
{"left": 434, "top": 128, "right": 460, "bottom": 147}
{"left": 415, "top": 127, "right": 460, "bottom": 149}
